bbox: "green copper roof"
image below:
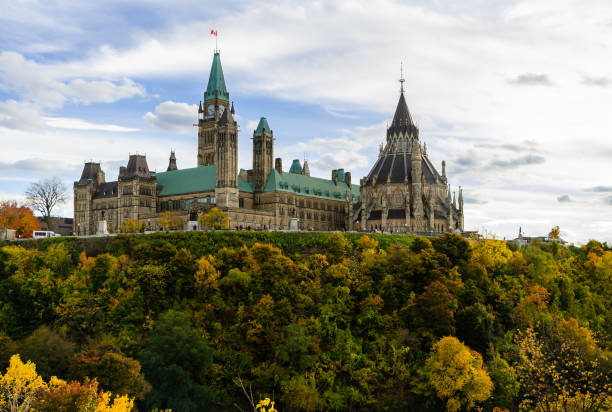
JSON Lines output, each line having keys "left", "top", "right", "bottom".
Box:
{"left": 154, "top": 166, "right": 253, "bottom": 196}
{"left": 239, "top": 175, "right": 253, "bottom": 193}
{"left": 264, "top": 169, "right": 360, "bottom": 203}
{"left": 254, "top": 117, "right": 272, "bottom": 136}
{"left": 289, "top": 159, "right": 302, "bottom": 174}
{"left": 205, "top": 52, "right": 229, "bottom": 101}
{"left": 154, "top": 166, "right": 216, "bottom": 196}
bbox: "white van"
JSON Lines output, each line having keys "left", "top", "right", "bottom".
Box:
{"left": 32, "top": 231, "right": 60, "bottom": 239}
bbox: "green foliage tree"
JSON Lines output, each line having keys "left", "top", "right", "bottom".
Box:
{"left": 0, "top": 231, "right": 611, "bottom": 410}
{"left": 138, "top": 311, "right": 214, "bottom": 411}
{"left": 69, "top": 344, "right": 150, "bottom": 401}
{"left": 18, "top": 326, "right": 75, "bottom": 380}
{"left": 324, "top": 231, "right": 351, "bottom": 264}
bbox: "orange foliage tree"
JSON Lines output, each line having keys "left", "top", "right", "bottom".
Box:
{"left": 0, "top": 200, "right": 40, "bottom": 238}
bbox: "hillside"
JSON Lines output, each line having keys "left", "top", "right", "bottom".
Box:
{"left": 0, "top": 232, "right": 610, "bottom": 411}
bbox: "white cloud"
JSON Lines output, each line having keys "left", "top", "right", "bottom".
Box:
{"left": 1, "top": 0, "right": 612, "bottom": 243}
{"left": 44, "top": 117, "right": 140, "bottom": 132}
{"left": 144, "top": 101, "right": 197, "bottom": 133}
{"left": 0, "top": 100, "right": 45, "bottom": 130}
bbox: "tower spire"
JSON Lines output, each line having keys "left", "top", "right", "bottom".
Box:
{"left": 399, "top": 62, "right": 405, "bottom": 94}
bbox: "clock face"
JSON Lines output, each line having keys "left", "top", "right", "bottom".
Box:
{"left": 206, "top": 105, "right": 215, "bottom": 116}
{"left": 218, "top": 104, "right": 226, "bottom": 114}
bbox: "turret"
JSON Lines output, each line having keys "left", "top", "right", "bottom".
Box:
{"left": 447, "top": 185, "right": 454, "bottom": 231}
{"left": 411, "top": 141, "right": 423, "bottom": 229}
{"left": 458, "top": 187, "right": 464, "bottom": 231}
{"left": 302, "top": 160, "right": 310, "bottom": 176}
{"left": 253, "top": 117, "right": 274, "bottom": 193}
{"left": 215, "top": 106, "right": 239, "bottom": 208}
{"left": 275, "top": 158, "right": 283, "bottom": 174}
{"left": 332, "top": 169, "right": 339, "bottom": 185}
{"left": 167, "top": 150, "right": 178, "bottom": 171}
{"left": 441, "top": 160, "right": 447, "bottom": 184}
{"left": 198, "top": 51, "right": 230, "bottom": 167}
{"left": 428, "top": 190, "right": 435, "bottom": 231}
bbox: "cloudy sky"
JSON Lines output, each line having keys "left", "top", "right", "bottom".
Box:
{"left": 1, "top": 0, "right": 611, "bottom": 243}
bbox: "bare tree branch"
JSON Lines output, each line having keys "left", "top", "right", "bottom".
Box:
{"left": 233, "top": 375, "right": 257, "bottom": 412}
{"left": 25, "top": 177, "right": 68, "bottom": 228}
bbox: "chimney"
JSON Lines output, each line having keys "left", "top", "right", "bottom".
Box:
{"left": 119, "top": 166, "right": 126, "bottom": 177}
{"left": 332, "top": 169, "right": 339, "bottom": 185}
{"left": 345, "top": 172, "right": 351, "bottom": 187}
{"left": 275, "top": 158, "right": 283, "bottom": 174}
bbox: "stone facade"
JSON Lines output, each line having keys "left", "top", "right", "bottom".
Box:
{"left": 74, "top": 51, "right": 358, "bottom": 235}
{"left": 74, "top": 51, "right": 464, "bottom": 236}
{"left": 355, "top": 84, "right": 464, "bottom": 234}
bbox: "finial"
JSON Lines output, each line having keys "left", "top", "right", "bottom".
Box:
{"left": 399, "top": 62, "right": 405, "bottom": 94}
{"left": 210, "top": 29, "right": 219, "bottom": 52}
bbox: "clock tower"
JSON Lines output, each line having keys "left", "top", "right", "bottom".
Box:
{"left": 197, "top": 51, "right": 230, "bottom": 167}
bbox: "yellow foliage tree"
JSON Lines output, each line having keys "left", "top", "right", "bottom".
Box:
{"left": 157, "top": 211, "right": 185, "bottom": 231}
{"left": 194, "top": 256, "right": 221, "bottom": 299}
{"left": 0, "top": 354, "right": 47, "bottom": 412}
{"left": 549, "top": 226, "right": 561, "bottom": 240}
{"left": 95, "top": 391, "right": 134, "bottom": 412}
{"left": 0, "top": 354, "right": 134, "bottom": 412}
{"left": 119, "top": 218, "right": 144, "bottom": 233}
{"left": 424, "top": 336, "right": 493, "bottom": 412}
{"left": 198, "top": 207, "right": 229, "bottom": 230}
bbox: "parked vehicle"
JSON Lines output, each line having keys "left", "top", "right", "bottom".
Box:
{"left": 32, "top": 231, "right": 60, "bottom": 239}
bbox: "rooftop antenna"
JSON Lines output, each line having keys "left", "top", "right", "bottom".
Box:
{"left": 399, "top": 62, "right": 405, "bottom": 94}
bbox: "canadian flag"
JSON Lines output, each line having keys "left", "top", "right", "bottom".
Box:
{"left": 210, "top": 29, "right": 218, "bottom": 36}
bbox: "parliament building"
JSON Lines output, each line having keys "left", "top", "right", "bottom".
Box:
{"left": 73, "top": 51, "right": 464, "bottom": 235}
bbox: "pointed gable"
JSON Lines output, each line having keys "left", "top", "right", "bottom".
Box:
{"left": 218, "top": 106, "right": 235, "bottom": 125}
{"left": 205, "top": 52, "right": 229, "bottom": 101}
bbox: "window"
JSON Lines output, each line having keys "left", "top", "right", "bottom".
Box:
{"left": 210, "top": 197, "right": 216, "bottom": 205}
{"left": 172, "top": 200, "right": 181, "bottom": 210}
{"left": 239, "top": 198, "right": 244, "bottom": 208}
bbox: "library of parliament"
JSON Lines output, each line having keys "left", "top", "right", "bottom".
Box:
{"left": 73, "top": 50, "right": 464, "bottom": 235}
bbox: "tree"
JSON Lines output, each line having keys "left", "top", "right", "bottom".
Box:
{"left": 69, "top": 344, "right": 150, "bottom": 401}
{"left": 549, "top": 226, "right": 561, "bottom": 240}
{"left": 514, "top": 323, "right": 611, "bottom": 412}
{"left": 138, "top": 311, "right": 215, "bottom": 411}
{"left": 324, "top": 232, "right": 351, "bottom": 264}
{"left": 19, "top": 326, "right": 75, "bottom": 380}
{"left": 198, "top": 207, "right": 229, "bottom": 230}
{"left": 424, "top": 336, "right": 493, "bottom": 412}
{"left": 0, "top": 201, "right": 40, "bottom": 238}
{"left": 157, "top": 211, "right": 185, "bottom": 231}
{"left": 24, "top": 177, "right": 67, "bottom": 229}
{"left": 0, "top": 354, "right": 47, "bottom": 412}
{"left": 119, "top": 218, "right": 144, "bottom": 233}
{"left": 34, "top": 376, "right": 134, "bottom": 412}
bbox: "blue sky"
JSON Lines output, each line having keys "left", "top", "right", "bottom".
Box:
{"left": 1, "top": 0, "right": 612, "bottom": 243}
